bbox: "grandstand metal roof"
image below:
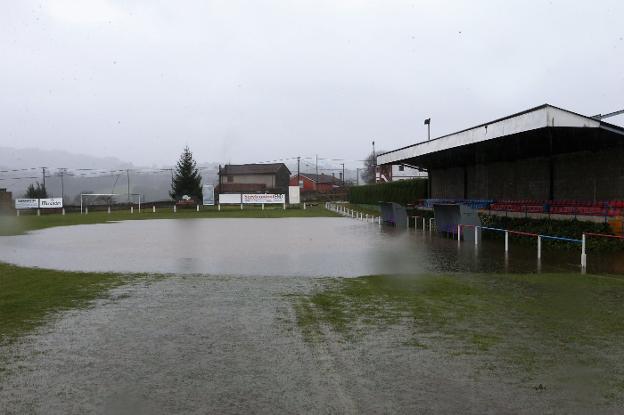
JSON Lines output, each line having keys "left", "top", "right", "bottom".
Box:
{"left": 377, "top": 104, "right": 624, "bottom": 166}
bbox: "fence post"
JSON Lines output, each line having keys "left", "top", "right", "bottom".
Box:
{"left": 537, "top": 235, "right": 541, "bottom": 259}
{"left": 366, "top": 214, "right": 369, "bottom": 222}
{"left": 429, "top": 218, "right": 434, "bottom": 232}
{"left": 475, "top": 226, "right": 479, "bottom": 245}
{"left": 62, "top": 208, "right": 65, "bottom": 216}
{"left": 457, "top": 224, "right": 461, "bottom": 241}
{"left": 108, "top": 206, "right": 111, "bottom": 214}
{"left": 174, "top": 205, "right": 177, "bottom": 213}
{"left": 422, "top": 217, "right": 426, "bottom": 230}
{"left": 37, "top": 209, "right": 40, "bottom": 216}
{"left": 505, "top": 231, "right": 509, "bottom": 252}
{"left": 16, "top": 210, "right": 20, "bottom": 217}
{"left": 85, "top": 207, "right": 89, "bottom": 215}
{"left": 218, "top": 204, "right": 221, "bottom": 211}
{"left": 131, "top": 206, "right": 134, "bottom": 214}
{"left": 581, "top": 233, "right": 587, "bottom": 269}
{"left": 153, "top": 205, "right": 156, "bottom": 213}
{"left": 262, "top": 203, "right": 265, "bottom": 210}
{"left": 283, "top": 201, "right": 286, "bottom": 210}
{"left": 196, "top": 204, "right": 200, "bottom": 212}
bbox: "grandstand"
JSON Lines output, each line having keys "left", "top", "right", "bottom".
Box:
{"left": 380, "top": 104, "right": 624, "bottom": 219}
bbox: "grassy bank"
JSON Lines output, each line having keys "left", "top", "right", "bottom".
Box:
{"left": 293, "top": 272, "right": 624, "bottom": 400}
{"left": 343, "top": 203, "right": 381, "bottom": 216}
{"left": 0, "top": 205, "right": 337, "bottom": 236}
{"left": 0, "top": 262, "right": 127, "bottom": 345}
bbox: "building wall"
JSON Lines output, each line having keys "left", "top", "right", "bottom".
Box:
{"left": 226, "top": 174, "right": 275, "bottom": 187}
{"left": 288, "top": 176, "right": 338, "bottom": 193}
{"left": 430, "top": 167, "right": 463, "bottom": 198}
{"left": 430, "top": 146, "right": 624, "bottom": 201}
{"left": 0, "top": 190, "right": 13, "bottom": 213}
{"left": 392, "top": 165, "right": 427, "bottom": 181}
{"left": 553, "top": 149, "right": 624, "bottom": 201}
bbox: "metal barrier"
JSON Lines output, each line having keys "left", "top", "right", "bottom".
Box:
{"left": 457, "top": 224, "right": 583, "bottom": 265}
{"left": 325, "top": 203, "right": 382, "bottom": 225}
{"left": 582, "top": 232, "right": 624, "bottom": 269}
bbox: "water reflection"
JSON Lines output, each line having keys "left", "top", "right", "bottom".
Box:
{"left": 0, "top": 218, "right": 620, "bottom": 276}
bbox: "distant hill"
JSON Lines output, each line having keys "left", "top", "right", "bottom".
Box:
{"left": 0, "top": 147, "right": 218, "bottom": 203}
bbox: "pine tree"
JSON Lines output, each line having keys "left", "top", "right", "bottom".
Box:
{"left": 170, "top": 146, "right": 203, "bottom": 200}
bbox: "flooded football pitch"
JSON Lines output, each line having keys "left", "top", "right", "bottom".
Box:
{"left": 0, "top": 217, "right": 619, "bottom": 275}
{"left": 1, "top": 217, "right": 623, "bottom": 413}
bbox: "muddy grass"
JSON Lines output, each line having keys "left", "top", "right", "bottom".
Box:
{"left": 0, "top": 262, "right": 127, "bottom": 345}
{"left": 292, "top": 273, "right": 624, "bottom": 405}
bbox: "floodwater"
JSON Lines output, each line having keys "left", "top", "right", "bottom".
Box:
{"left": 1, "top": 217, "right": 623, "bottom": 414}
{"left": 0, "top": 217, "right": 620, "bottom": 275}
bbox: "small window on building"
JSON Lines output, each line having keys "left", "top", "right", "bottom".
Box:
{"left": 227, "top": 176, "right": 234, "bottom": 183}
{"left": 399, "top": 165, "right": 404, "bottom": 171}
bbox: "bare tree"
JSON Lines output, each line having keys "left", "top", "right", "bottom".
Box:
{"left": 361, "top": 151, "right": 383, "bottom": 185}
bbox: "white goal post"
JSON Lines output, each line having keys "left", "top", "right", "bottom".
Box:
{"left": 80, "top": 193, "right": 142, "bottom": 214}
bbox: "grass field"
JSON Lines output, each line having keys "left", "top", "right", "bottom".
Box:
{"left": 293, "top": 272, "right": 624, "bottom": 400}
{"left": 0, "top": 204, "right": 337, "bottom": 236}
{"left": 0, "top": 262, "right": 127, "bottom": 346}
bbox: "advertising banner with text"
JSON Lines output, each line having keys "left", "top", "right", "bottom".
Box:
{"left": 15, "top": 199, "right": 39, "bottom": 209}
{"left": 39, "top": 198, "right": 64, "bottom": 209}
{"left": 242, "top": 194, "right": 285, "bottom": 204}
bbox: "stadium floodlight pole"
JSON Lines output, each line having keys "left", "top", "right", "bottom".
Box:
{"left": 424, "top": 118, "right": 431, "bottom": 140}
{"left": 41, "top": 167, "right": 46, "bottom": 188}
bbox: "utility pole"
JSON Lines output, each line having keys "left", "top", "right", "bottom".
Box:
{"left": 41, "top": 167, "right": 46, "bottom": 189}
{"left": 297, "top": 156, "right": 300, "bottom": 188}
{"left": 126, "top": 169, "right": 130, "bottom": 204}
{"left": 341, "top": 163, "right": 345, "bottom": 186}
{"left": 59, "top": 168, "right": 66, "bottom": 203}
{"left": 372, "top": 140, "right": 376, "bottom": 184}
{"left": 424, "top": 118, "right": 431, "bottom": 140}
{"left": 315, "top": 154, "right": 318, "bottom": 191}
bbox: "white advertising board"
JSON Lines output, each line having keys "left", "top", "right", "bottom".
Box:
{"left": 219, "top": 193, "right": 242, "bottom": 204}
{"left": 203, "top": 185, "right": 215, "bottom": 206}
{"left": 15, "top": 199, "right": 39, "bottom": 209}
{"left": 39, "top": 198, "right": 63, "bottom": 209}
{"left": 288, "top": 186, "right": 300, "bottom": 204}
{"left": 242, "top": 194, "right": 285, "bottom": 204}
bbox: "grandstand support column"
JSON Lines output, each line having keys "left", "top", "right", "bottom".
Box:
{"left": 548, "top": 130, "right": 555, "bottom": 201}
{"left": 581, "top": 234, "right": 587, "bottom": 269}
{"left": 463, "top": 165, "right": 468, "bottom": 199}
{"left": 427, "top": 169, "right": 431, "bottom": 198}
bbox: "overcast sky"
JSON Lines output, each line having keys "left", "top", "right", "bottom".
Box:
{"left": 1, "top": 0, "right": 623, "bottom": 168}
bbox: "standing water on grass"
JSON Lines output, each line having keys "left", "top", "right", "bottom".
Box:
{"left": 0, "top": 217, "right": 621, "bottom": 275}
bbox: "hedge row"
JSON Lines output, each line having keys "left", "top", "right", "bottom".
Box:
{"left": 348, "top": 179, "right": 428, "bottom": 206}
{"left": 480, "top": 214, "right": 622, "bottom": 252}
